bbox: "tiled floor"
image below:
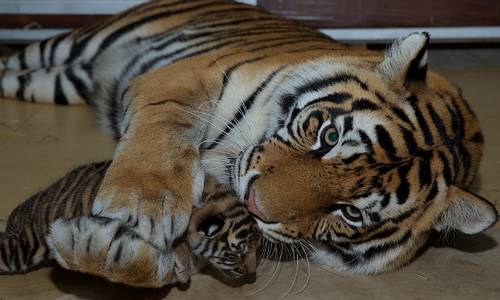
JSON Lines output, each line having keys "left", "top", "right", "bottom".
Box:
{"left": 0, "top": 48, "right": 499, "bottom": 300}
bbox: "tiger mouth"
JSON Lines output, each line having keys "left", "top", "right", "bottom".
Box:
{"left": 246, "top": 189, "right": 268, "bottom": 222}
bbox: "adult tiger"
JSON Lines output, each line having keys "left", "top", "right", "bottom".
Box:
{"left": 0, "top": 0, "right": 497, "bottom": 283}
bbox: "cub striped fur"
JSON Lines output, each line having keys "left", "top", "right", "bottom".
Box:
{"left": 0, "top": 162, "right": 259, "bottom": 285}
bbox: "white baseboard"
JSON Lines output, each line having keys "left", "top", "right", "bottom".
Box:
{"left": 2, "top": 27, "right": 500, "bottom": 44}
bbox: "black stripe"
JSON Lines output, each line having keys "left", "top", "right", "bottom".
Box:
{"left": 470, "top": 131, "right": 483, "bottom": 143}
{"left": 54, "top": 75, "right": 69, "bottom": 105}
{"left": 114, "top": 242, "right": 124, "bottom": 262}
{"left": 381, "top": 193, "right": 391, "bottom": 208}
{"left": 396, "top": 164, "right": 411, "bottom": 204}
{"left": 426, "top": 181, "right": 439, "bottom": 203}
{"left": 413, "top": 104, "right": 434, "bottom": 146}
{"left": 391, "top": 106, "right": 415, "bottom": 128}
{"left": 16, "top": 75, "right": 27, "bottom": 100}
{"left": 206, "top": 67, "right": 284, "bottom": 149}
{"left": 357, "top": 129, "right": 373, "bottom": 154}
{"left": 325, "top": 243, "right": 359, "bottom": 266}
{"left": 351, "top": 98, "right": 378, "bottom": 111}
{"left": 354, "top": 227, "right": 398, "bottom": 244}
{"left": 38, "top": 40, "right": 49, "bottom": 69}
{"left": 65, "top": 67, "right": 91, "bottom": 103}
{"left": 19, "top": 51, "right": 28, "bottom": 69}
{"left": 342, "top": 153, "right": 362, "bottom": 164}
{"left": 400, "top": 127, "right": 418, "bottom": 156}
{"left": 96, "top": 2, "right": 225, "bottom": 54}
{"left": 418, "top": 156, "right": 432, "bottom": 187}
{"left": 49, "top": 32, "right": 70, "bottom": 66}
{"left": 363, "top": 231, "right": 411, "bottom": 259}
{"left": 216, "top": 56, "right": 267, "bottom": 101}
{"left": 375, "top": 125, "right": 398, "bottom": 161}
{"left": 427, "top": 104, "right": 450, "bottom": 144}
{"left": 343, "top": 116, "right": 353, "bottom": 136}
{"left": 296, "top": 74, "right": 368, "bottom": 97}
{"left": 438, "top": 151, "right": 453, "bottom": 184}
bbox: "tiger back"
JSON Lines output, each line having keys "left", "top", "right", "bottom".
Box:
{"left": 0, "top": 161, "right": 259, "bottom": 284}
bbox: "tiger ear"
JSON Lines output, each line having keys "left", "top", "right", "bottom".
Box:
{"left": 377, "top": 32, "right": 430, "bottom": 86}
{"left": 434, "top": 185, "right": 498, "bottom": 234}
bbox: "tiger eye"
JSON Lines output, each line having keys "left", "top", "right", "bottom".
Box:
{"left": 345, "top": 205, "right": 361, "bottom": 219}
{"left": 322, "top": 126, "right": 339, "bottom": 147}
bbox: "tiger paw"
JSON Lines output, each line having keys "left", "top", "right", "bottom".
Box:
{"left": 91, "top": 169, "right": 201, "bottom": 250}
{"left": 47, "top": 217, "right": 182, "bottom": 287}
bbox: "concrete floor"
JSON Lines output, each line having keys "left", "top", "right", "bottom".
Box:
{"left": 0, "top": 48, "right": 499, "bottom": 299}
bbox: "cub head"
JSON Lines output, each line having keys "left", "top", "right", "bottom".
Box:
{"left": 187, "top": 177, "right": 260, "bottom": 280}
{"left": 231, "top": 33, "right": 498, "bottom": 273}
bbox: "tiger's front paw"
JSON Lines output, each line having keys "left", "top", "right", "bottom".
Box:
{"left": 91, "top": 168, "right": 205, "bottom": 249}
{"left": 47, "top": 217, "right": 182, "bottom": 287}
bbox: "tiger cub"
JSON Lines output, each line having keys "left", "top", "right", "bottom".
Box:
{"left": 0, "top": 161, "right": 259, "bottom": 285}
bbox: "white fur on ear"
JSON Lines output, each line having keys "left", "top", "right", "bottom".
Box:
{"left": 377, "top": 32, "right": 430, "bottom": 84}
{"left": 435, "top": 186, "right": 498, "bottom": 234}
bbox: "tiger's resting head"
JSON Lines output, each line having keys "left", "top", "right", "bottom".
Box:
{"left": 231, "top": 33, "right": 498, "bottom": 274}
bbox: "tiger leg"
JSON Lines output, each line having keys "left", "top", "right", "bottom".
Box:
{"left": 47, "top": 217, "right": 191, "bottom": 287}
{"left": 0, "top": 64, "right": 93, "bottom": 104}
{"left": 90, "top": 59, "right": 222, "bottom": 252}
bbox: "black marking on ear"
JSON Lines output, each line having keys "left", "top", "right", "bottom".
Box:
{"left": 405, "top": 32, "right": 429, "bottom": 83}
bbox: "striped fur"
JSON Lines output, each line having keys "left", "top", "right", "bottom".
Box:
{"left": 0, "top": 162, "right": 258, "bottom": 286}
{"left": 0, "top": 0, "right": 496, "bottom": 278}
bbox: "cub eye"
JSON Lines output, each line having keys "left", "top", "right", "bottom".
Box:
{"left": 198, "top": 214, "right": 224, "bottom": 238}
{"left": 341, "top": 205, "right": 363, "bottom": 222}
{"left": 321, "top": 125, "right": 339, "bottom": 147}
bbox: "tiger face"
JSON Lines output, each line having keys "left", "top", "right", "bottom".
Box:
{"left": 187, "top": 178, "right": 260, "bottom": 280}
{"left": 231, "top": 33, "right": 498, "bottom": 273}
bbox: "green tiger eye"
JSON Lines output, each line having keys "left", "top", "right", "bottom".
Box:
{"left": 328, "top": 130, "right": 338, "bottom": 142}
{"left": 323, "top": 126, "right": 339, "bottom": 146}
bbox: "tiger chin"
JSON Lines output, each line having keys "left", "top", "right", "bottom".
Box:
{"left": 229, "top": 33, "right": 498, "bottom": 274}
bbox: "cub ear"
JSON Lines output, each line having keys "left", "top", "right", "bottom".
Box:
{"left": 377, "top": 32, "right": 430, "bottom": 86}
{"left": 434, "top": 185, "right": 498, "bottom": 234}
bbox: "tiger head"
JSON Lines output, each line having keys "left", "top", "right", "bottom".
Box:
{"left": 231, "top": 33, "right": 498, "bottom": 274}
{"left": 187, "top": 177, "right": 260, "bottom": 281}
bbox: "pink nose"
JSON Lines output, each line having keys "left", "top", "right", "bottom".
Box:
{"left": 246, "top": 189, "right": 267, "bottom": 222}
